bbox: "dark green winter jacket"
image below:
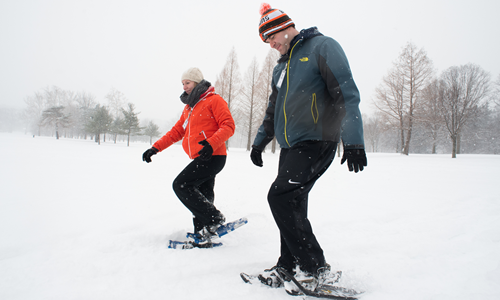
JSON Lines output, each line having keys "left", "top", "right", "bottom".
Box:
{"left": 253, "top": 27, "right": 365, "bottom": 150}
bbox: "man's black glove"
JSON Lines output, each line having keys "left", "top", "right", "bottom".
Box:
{"left": 142, "top": 147, "right": 158, "bottom": 163}
{"left": 341, "top": 149, "right": 367, "bottom": 173}
{"left": 250, "top": 147, "right": 263, "bottom": 167}
{"left": 198, "top": 140, "right": 213, "bottom": 161}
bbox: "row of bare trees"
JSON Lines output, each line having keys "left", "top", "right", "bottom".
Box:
{"left": 22, "top": 86, "right": 161, "bottom": 146}
{"left": 214, "top": 47, "right": 280, "bottom": 151}
{"left": 371, "top": 42, "right": 499, "bottom": 157}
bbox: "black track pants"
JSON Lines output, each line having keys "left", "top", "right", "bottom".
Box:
{"left": 172, "top": 155, "right": 226, "bottom": 232}
{"left": 268, "top": 141, "right": 338, "bottom": 274}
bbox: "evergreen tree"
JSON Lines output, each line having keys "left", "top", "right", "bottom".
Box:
{"left": 121, "top": 103, "right": 143, "bottom": 146}
{"left": 40, "top": 106, "right": 71, "bottom": 139}
{"left": 85, "top": 104, "right": 112, "bottom": 145}
{"left": 109, "top": 117, "right": 125, "bottom": 144}
{"left": 143, "top": 121, "right": 161, "bottom": 145}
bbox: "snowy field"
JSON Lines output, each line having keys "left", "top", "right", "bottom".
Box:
{"left": 1, "top": 132, "right": 499, "bottom": 300}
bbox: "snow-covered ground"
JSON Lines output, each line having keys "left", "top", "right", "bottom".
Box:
{"left": 1, "top": 132, "right": 499, "bottom": 300}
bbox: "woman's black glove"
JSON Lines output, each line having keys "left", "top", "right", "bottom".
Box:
{"left": 250, "top": 147, "right": 263, "bottom": 167}
{"left": 198, "top": 140, "right": 213, "bottom": 161}
{"left": 341, "top": 149, "right": 367, "bottom": 173}
{"left": 142, "top": 147, "right": 158, "bottom": 163}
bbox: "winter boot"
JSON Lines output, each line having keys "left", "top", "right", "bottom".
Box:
{"left": 316, "top": 263, "right": 342, "bottom": 286}
{"left": 189, "top": 217, "right": 225, "bottom": 245}
{"left": 282, "top": 267, "right": 317, "bottom": 295}
{"left": 282, "top": 264, "right": 342, "bottom": 295}
{"left": 257, "top": 266, "right": 285, "bottom": 288}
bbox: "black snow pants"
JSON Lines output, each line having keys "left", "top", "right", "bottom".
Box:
{"left": 172, "top": 155, "right": 226, "bottom": 233}
{"left": 268, "top": 140, "right": 338, "bottom": 275}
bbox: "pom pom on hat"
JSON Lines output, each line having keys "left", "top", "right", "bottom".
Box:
{"left": 258, "top": 3, "right": 294, "bottom": 42}
{"left": 259, "top": 3, "right": 271, "bottom": 15}
{"left": 181, "top": 67, "right": 203, "bottom": 83}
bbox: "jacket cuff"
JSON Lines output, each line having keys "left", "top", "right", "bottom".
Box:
{"left": 343, "top": 144, "right": 364, "bottom": 150}
{"left": 253, "top": 135, "right": 274, "bottom": 151}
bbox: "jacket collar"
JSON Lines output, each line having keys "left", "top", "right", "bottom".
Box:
{"left": 180, "top": 80, "right": 212, "bottom": 107}
{"left": 199, "top": 86, "right": 214, "bottom": 101}
{"left": 278, "top": 27, "right": 323, "bottom": 63}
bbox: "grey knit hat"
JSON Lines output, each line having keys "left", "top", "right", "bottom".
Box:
{"left": 181, "top": 67, "right": 204, "bottom": 83}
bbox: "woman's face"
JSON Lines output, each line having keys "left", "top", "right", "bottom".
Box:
{"left": 182, "top": 80, "right": 197, "bottom": 95}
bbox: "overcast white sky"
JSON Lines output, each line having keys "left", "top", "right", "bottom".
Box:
{"left": 1, "top": 0, "right": 499, "bottom": 126}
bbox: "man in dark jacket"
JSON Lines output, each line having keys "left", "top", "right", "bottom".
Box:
{"left": 250, "top": 3, "right": 367, "bottom": 293}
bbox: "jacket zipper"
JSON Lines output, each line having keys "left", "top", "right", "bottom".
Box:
{"left": 311, "top": 93, "right": 319, "bottom": 125}
{"left": 186, "top": 109, "right": 193, "bottom": 158}
{"left": 186, "top": 90, "right": 213, "bottom": 159}
{"left": 283, "top": 40, "right": 301, "bottom": 147}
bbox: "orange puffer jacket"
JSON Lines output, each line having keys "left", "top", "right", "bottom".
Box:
{"left": 153, "top": 87, "right": 235, "bottom": 159}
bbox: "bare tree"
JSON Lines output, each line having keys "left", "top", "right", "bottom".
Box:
{"left": 438, "top": 64, "right": 491, "bottom": 158}
{"left": 214, "top": 47, "right": 242, "bottom": 148}
{"left": 419, "top": 79, "right": 446, "bottom": 153}
{"left": 74, "top": 91, "right": 97, "bottom": 139}
{"left": 236, "top": 57, "right": 267, "bottom": 150}
{"left": 490, "top": 76, "right": 500, "bottom": 153}
{"left": 492, "top": 74, "right": 500, "bottom": 107}
{"left": 43, "top": 86, "right": 76, "bottom": 108}
{"left": 105, "top": 87, "right": 128, "bottom": 142}
{"left": 75, "top": 91, "right": 96, "bottom": 109}
{"left": 106, "top": 87, "right": 127, "bottom": 118}
{"left": 374, "top": 42, "right": 434, "bottom": 155}
{"left": 363, "top": 113, "right": 385, "bottom": 152}
{"left": 23, "top": 91, "right": 46, "bottom": 136}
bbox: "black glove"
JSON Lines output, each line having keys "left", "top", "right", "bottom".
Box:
{"left": 250, "top": 147, "right": 263, "bottom": 167}
{"left": 198, "top": 140, "right": 213, "bottom": 161}
{"left": 341, "top": 149, "right": 367, "bottom": 173}
{"left": 142, "top": 147, "right": 158, "bottom": 163}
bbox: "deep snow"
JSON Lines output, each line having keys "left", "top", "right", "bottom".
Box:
{"left": 1, "top": 132, "right": 499, "bottom": 300}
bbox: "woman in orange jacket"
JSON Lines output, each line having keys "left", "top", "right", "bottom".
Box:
{"left": 142, "top": 67, "right": 235, "bottom": 244}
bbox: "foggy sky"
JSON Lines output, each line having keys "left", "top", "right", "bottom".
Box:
{"left": 1, "top": 0, "right": 499, "bottom": 126}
